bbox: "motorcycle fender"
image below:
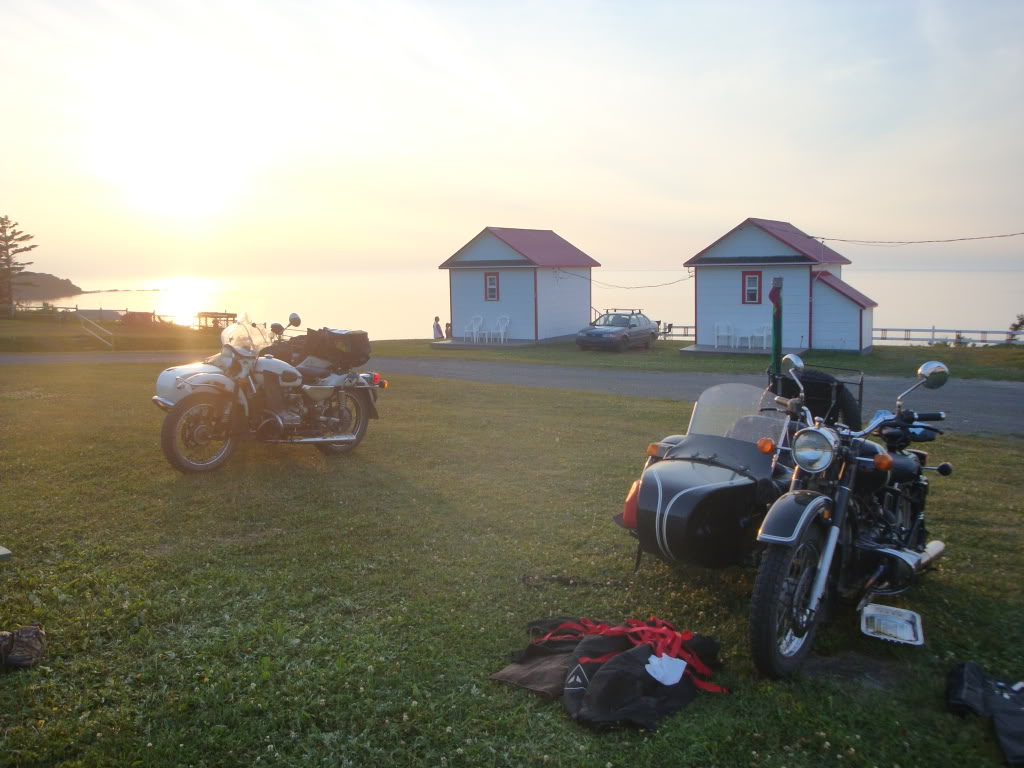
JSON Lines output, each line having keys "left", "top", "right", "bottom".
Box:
{"left": 757, "top": 490, "right": 831, "bottom": 547}
{"left": 180, "top": 372, "right": 237, "bottom": 397}
{"left": 354, "top": 387, "right": 380, "bottom": 419}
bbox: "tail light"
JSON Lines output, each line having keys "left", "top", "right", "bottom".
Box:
{"left": 622, "top": 480, "right": 640, "bottom": 529}
{"left": 371, "top": 372, "right": 381, "bottom": 385}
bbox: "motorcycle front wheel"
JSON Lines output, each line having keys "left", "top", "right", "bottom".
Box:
{"left": 316, "top": 390, "right": 370, "bottom": 456}
{"left": 160, "top": 393, "right": 238, "bottom": 473}
{"left": 750, "top": 525, "right": 826, "bottom": 678}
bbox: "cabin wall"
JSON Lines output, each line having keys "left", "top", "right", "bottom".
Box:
{"left": 536, "top": 268, "right": 591, "bottom": 339}
{"left": 449, "top": 268, "right": 535, "bottom": 340}
{"left": 861, "top": 307, "right": 874, "bottom": 351}
{"left": 452, "top": 232, "right": 530, "bottom": 263}
{"left": 695, "top": 265, "right": 810, "bottom": 348}
{"left": 699, "top": 226, "right": 802, "bottom": 260}
{"left": 811, "top": 280, "right": 862, "bottom": 350}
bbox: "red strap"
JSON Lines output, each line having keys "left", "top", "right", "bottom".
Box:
{"left": 531, "top": 616, "right": 727, "bottom": 694}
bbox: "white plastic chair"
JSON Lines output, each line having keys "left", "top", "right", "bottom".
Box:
{"left": 492, "top": 315, "right": 510, "bottom": 344}
{"left": 752, "top": 325, "right": 771, "bottom": 349}
{"left": 463, "top": 315, "right": 483, "bottom": 343}
{"left": 735, "top": 327, "right": 752, "bottom": 349}
{"left": 713, "top": 322, "right": 733, "bottom": 348}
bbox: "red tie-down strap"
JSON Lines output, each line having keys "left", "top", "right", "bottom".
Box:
{"left": 534, "top": 616, "right": 729, "bottom": 694}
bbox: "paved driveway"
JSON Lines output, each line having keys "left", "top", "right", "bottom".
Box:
{"left": 2, "top": 352, "right": 1021, "bottom": 436}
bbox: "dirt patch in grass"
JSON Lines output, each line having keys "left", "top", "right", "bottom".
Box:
{"left": 804, "top": 651, "right": 910, "bottom": 691}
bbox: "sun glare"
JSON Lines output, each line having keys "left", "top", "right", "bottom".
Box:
{"left": 150, "top": 277, "right": 218, "bottom": 327}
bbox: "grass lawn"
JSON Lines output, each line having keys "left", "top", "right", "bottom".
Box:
{"left": 0, "top": 318, "right": 220, "bottom": 353}
{"left": 373, "top": 339, "right": 1024, "bottom": 382}
{"left": 1, "top": 365, "right": 1021, "bottom": 767}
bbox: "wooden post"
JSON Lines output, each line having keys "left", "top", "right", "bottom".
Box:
{"left": 770, "top": 277, "right": 783, "bottom": 382}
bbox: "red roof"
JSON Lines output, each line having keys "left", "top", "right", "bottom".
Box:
{"left": 815, "top": 271, "right": 877, "bottom": 309}
{"left": 439, "top": 227, "right": 600, "bottom": 269}
{"left": 685, "top": 218, "right": 851, "bottom": 266}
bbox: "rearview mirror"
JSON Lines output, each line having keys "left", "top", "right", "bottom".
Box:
{"left": 288, "top": 313, "right": 301, "bottom": 327}
{"left": 782, "top": 354, "right": 805, "bottom": 373}
{"left": 918, "top": 361, "right": 949, "bottom": 390}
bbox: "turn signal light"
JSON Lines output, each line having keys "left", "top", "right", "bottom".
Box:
{"left": 756, "top": 437, "right": 776, "bottom": 454}
{"left": 622, "top": 481, "right": 640, "bottom": 529}
{"left": 380, "top": 379, "right": 389, "bottom": 389}
{"left": 873, "top": 453, "right": 894, "bottom": 471}
{"left": 646, "top": 442, "right": 663, "bottom": 457}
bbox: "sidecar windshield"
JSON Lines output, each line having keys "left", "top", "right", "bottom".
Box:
{"left": 220, "top": 316, "right": 272, "bottom": 356}
{"left": 687, "top": 383, "right": 788, "bottom": 444}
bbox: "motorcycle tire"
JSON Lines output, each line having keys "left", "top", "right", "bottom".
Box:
{"left": 750, "top": 524, "right": 827, "bottom": 678}
{"left": 316, "top": 390, "right": 370, "bottom": 456}
{"left": 160, "top": 392, "right": 238, "bottom": 474}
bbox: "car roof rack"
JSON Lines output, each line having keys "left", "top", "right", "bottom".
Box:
{"left": 604, "top": 308, "right": 643, "bottom": 314}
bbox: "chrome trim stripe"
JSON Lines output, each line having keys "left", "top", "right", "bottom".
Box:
{"left": 657, "top": 480, "right": 734, "bottom": 561}
{"left": 758, "top": 496, "right": 831, "bottom": 544}
{"left": 652, "top": 472, "right": 666, "bottom": 559}
{"left": 152, "top": 396, "right": 174, "bottom": 411}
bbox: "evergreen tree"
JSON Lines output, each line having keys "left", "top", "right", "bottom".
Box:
{"left": 0, "top": 215, "right": 37, "bottom": 314}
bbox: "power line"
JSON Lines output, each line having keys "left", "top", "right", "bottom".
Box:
{"left": 811, "top": 231, "right": 1024, "bottom": 247}
{"left": 556, "top": 269, "right": 692, "bottom": 289}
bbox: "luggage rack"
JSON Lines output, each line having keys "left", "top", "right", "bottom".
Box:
{"left": 769, "top": 363, "right": 865, "bottom": 422}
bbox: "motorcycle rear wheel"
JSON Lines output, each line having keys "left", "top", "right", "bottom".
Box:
{"left": 750, "top": 525, "right": 826, "bottom": 678}
{"left": 161, "top": 393, "right": 238, "bottom": 473}
{"left": 315, "top": 390, "right": 370, "bottom": 456}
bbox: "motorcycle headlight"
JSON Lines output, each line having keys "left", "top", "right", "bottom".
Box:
{"left": 792, "top": 428, "right": 838, "bottom": 473}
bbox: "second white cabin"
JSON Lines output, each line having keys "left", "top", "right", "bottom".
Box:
{"left": 684, "top": 218, "right": 877, "bottom": 352}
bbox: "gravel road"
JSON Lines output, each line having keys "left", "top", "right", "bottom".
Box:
{"left": 2, "top": 352, "right": 1021, "bottom": 436}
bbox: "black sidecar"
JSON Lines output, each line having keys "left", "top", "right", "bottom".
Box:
{"left": 617, "top": 368, "right": 863, "bottom": 569}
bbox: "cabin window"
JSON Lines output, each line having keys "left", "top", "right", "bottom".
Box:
{"left": 484, "top": 272, "right": 500, "bottom": 301}
{"left": 742, "top": 271, "right": 762, "bottom": 304}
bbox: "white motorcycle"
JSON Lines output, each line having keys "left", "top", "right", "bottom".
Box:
{"left": 152, "top": 313, "right": 388, "bottom": 473}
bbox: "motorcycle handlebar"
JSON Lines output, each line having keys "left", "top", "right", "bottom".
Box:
{"left": 905, "top": 411, "right": 946, "bottom": 422}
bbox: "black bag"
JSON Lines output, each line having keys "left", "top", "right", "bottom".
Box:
{"left": 306, "top": 328, "right": 371, "bottom": 369}
{"left": 947, "top": 661, "right": 1024, "bottom": 765}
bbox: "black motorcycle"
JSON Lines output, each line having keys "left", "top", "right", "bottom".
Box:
{"left": 750, "top": 357, "right": 952, "bottom": 677}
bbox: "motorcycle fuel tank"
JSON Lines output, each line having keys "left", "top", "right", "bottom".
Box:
{"left": 253, "top": 356, "right": 303, "bottom": 387}
{"left": 635, "top": 458, "right": 766, "bottom": 568}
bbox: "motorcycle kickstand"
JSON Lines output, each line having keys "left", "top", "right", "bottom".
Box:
{"left": 633, "top": 543, "right": 643, "bottom": 573}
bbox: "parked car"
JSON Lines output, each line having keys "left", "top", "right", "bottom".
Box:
{"left": 575, "top": 310, "right": 658, "bottom": 352}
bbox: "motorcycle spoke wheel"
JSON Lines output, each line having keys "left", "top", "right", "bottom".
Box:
{"left": 316, "top": 391, "right": 369, "bottom": 456}
{"left": 161, "top": 394, "right": 237, "bottom": 473}
{"left": 750, "top": 527, "right": 825, "bottom": 678}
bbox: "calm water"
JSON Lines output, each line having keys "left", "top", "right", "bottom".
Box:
{"left": 46, "top": 268, "right": 1023, "bottom": 341}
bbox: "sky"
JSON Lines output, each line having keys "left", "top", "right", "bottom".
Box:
{"left": 2, "top": 0, "right": 1023, "bottom": 283}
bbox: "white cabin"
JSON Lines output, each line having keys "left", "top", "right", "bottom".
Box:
{"left": 684, "top": 218, "right": 876, "bottom": 352}
{"left": 439, "top": 227, "right": 600, "bottom": 342}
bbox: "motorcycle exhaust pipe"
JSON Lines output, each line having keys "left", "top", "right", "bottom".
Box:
{"left": 915, "top": 540, "right": 945, "bottom": 572}
{"left": 263, "top": 434, "right": 359, "bottom": 444}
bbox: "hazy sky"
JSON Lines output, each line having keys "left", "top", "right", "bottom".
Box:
{"left": 2, "top": 0, "right": 1022, "bottom": 282}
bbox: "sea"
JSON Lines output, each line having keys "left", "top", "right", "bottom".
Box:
{"left": 40, "top": 268, "right": 1023, "bottom": 342}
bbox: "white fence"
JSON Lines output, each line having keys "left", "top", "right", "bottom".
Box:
{"left": 873, "top": 327, "right": 1021, "bottom": 346}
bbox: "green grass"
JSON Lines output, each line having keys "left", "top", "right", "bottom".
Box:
{"left": 1, "top": 365, "right": 1020, "bottom": 766}
{"left": 373, "top": 339, "right": 1024, "bottom": 382}
{"left": 0, "top": 317, "right": 220, "bottom": 353}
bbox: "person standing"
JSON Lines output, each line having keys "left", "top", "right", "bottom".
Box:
{"left": 432, "top": 316, "right": 444, "bottom": 340}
